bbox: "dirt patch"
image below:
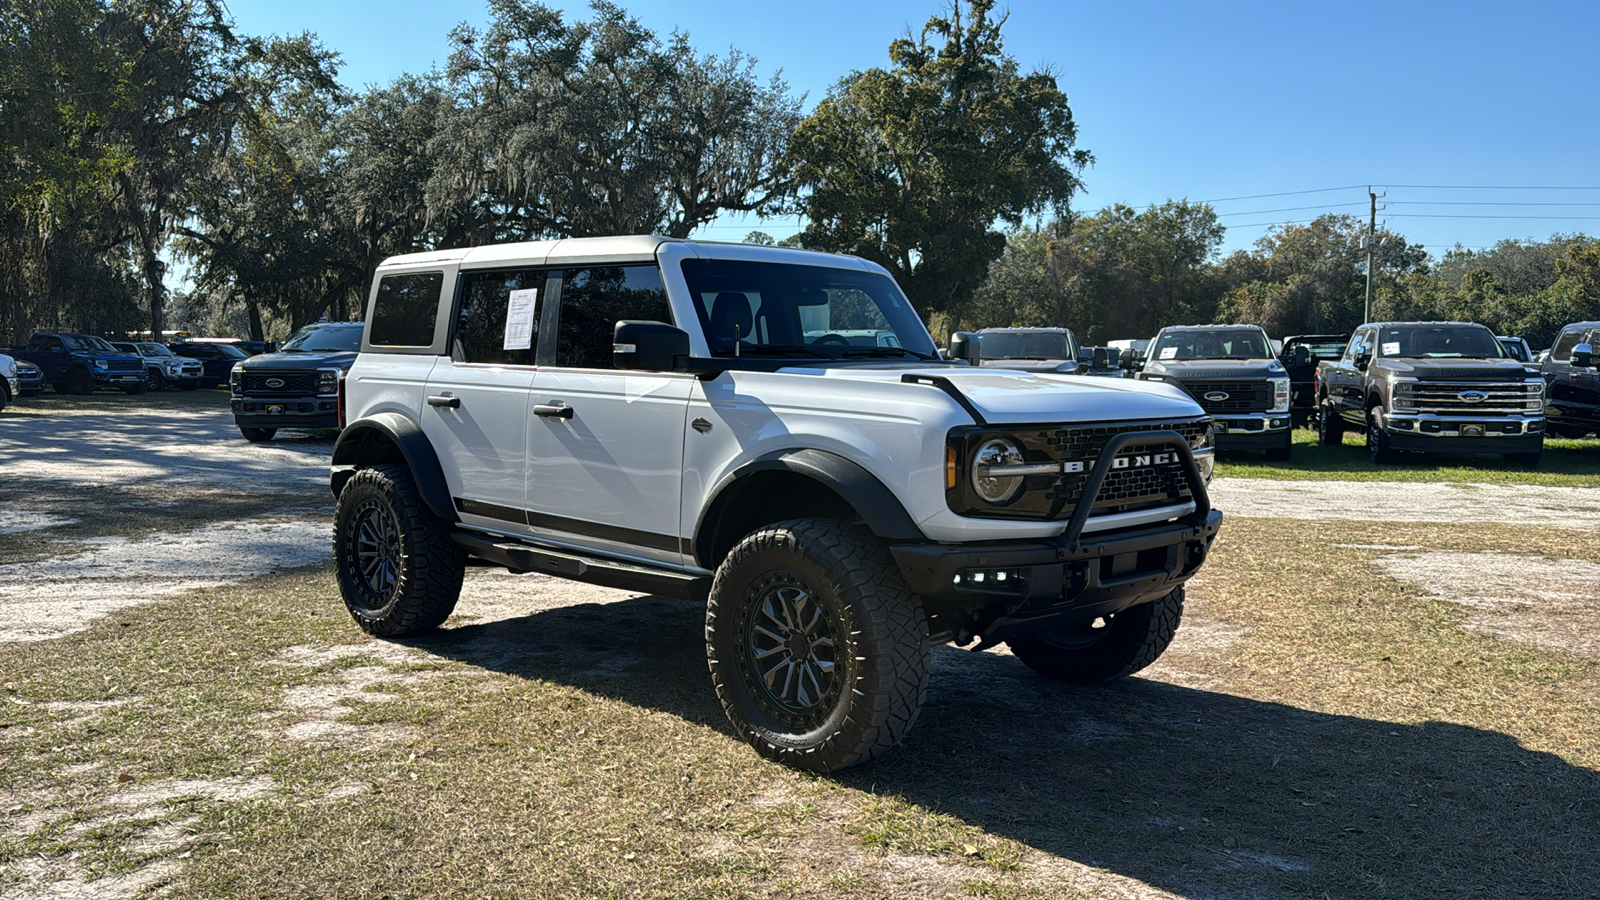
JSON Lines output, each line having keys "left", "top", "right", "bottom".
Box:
{"left": 1211, "top": 477, "right": 1600, "bottom": 528}
{"left": 0, "top": 511, "right": 77, "bottom": 536}
{"left": 1373, "top": 550, "right": 1600, "bottom": 657}
{"left": 0, "top": 518, "right": 330, "bottom": 642}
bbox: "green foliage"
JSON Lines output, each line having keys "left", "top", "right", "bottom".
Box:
{"left": 789, "top": 0, "right": 1089, "bottom": 320}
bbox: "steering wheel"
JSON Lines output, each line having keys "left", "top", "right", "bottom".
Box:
{"left": 813, "top": 333, "right": 850, "bottom": 346}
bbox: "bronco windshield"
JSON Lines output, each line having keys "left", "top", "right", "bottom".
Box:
{"left": 679, "top": 259, "right": 937, "bottom": 360}
{"left": 1151, "top": 328, "right": 1270, "bottom": 361}
{"left": 1378, "top": 326, "right": 1505, "bottom": 359}
{"left": 976, "top": 331, "right": 1077, "bottom": 361}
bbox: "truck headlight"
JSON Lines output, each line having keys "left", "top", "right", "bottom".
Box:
{"left": 318, "top": 368, "right": 339, "bottom": 395}
{"left": 229, "top": 365, "right": 243, "bottom": 395}
{"left": 93, "top": 359, "right": 109, "bottom": 370}
{"left": 1269, "top": 377, "right": 1290, "bottom": 413}
{"left": 971, "top": 436, "right": 1026, "bottom": 505}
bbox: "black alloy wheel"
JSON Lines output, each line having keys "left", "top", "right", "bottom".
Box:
{"left": 147, "top": 368, "right": 167, "bottom": 391}
{"left": 736, "top": 571, "right": 842, "bottom": 730}
{"left": 333, "top": 464, "right": 465, "bottom": 637}
{"left": 348, "top": 497, "right": 402, "bottom": 609}
{"left": 1318, "top": 402, "right": 1345, "bottom": 445}
{"left": 1366, "top": 406, "right": 1396, "bottom": 464}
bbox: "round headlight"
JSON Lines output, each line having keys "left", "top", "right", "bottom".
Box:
{"left": 972, "top": 437, "right": 1025, "bottom": 504}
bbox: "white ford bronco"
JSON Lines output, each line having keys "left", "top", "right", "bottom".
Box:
{"left": 330, "top": 236, "right": 1222, "bottom": 771}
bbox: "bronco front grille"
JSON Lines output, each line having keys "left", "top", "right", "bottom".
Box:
{"left": 1392, "top": 380, "right": 1541, "bottom": 416}
{"left": 1175, "top": 379, "right": 1271, "bottom": 414}
{"left": 242, "top": 371, "right": 318, "bottom": 394}
{"left": 949, "top": 418, "right": 1209, "bottom": 521}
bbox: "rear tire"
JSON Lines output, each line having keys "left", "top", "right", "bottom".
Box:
{"left": 706, "top": 518, "right": 930, "bottom": 772}
{"left": 1008, "top": 587, "right": 1185, "bottom": 683}
{"left": 1318, "top": 403, "right": 1345, "bottom": 445}
{"left": 239, "top": 426, "right": 276, "bottom": 443}
{"left": 334, "top": 464, "right": 466, "bottom": 637}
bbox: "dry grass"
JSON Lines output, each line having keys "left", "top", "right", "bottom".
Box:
{"left": 2, "top": 516, "right": 1597, "bottom": 899}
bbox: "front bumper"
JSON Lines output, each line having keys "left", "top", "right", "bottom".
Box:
{"left": 1213, "top": 412, "right": 1292, "bottom": 449}
{"left": 1381, "top": 412, "right": 1544, "bottom": 454}
{"left": 4, "top": 374, "right": 18, "bottom": 398}
{"left": 93, "top": 370, "right": 144, "bottom": 386}
{"left": 895, "top": 428, "right": 1222, "bottom": 647}
{"left": 232, "top": 396, "right": 339, "bottom": 430}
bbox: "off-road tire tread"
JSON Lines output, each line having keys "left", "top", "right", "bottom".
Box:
{"left": 706, "top": 518, "right": 929, "bottom": 772}
{"left": 1317, "top": 402, "right": 1344, "bottom": 445}
{"left": 1008, "top": 586, "right": 1185, "bottom": 683}
{"left": 334, "top": 463, "right": 465, "bottom": 638}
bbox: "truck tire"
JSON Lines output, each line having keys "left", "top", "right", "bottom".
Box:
{"left": 239, "top": 427, "right": 276, "bottom": 443}
{"left": 60, "top": 367, "right": 93, "bottom": 395}
{"left": 333, "top": 463, "right": 466, "bottom": 637}
{"left": 1008, "top": 586, "right": 1185, "bottom": 683}
{"left": 1265, "top": 432, "right": 1293, "bottom": 462}
{"left": 1317, "top": 403, "right": 1344, "bottom": 445}
{"left": 147, "top": 369, "right": 167, "bottom": 392}
{"left": 706, "top": 518, "right": 930, "bottom": 772}
{"left": 120, "top": 381, "right": 147, "bottom": 395}
{"left": 1366, "top": 407, "right": 1396, "bottom": 464}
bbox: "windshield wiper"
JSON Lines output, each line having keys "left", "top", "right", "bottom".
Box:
{"left": 716, "top": 344, "right": 840, "bottom": 359}
{"left": 840, "top": 346, "right": 940, "bottom": 360}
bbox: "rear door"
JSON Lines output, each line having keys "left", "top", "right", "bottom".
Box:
{"left": 422, "top": 267, "right": 546, "bottom": 534}
{"left": 526, "top": 261, "right": 691, "bottom": 566}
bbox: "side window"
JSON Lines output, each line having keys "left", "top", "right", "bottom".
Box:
{"left": 1551, "top": 328, "right": 1586, "bottom": 362}
{"left": 370, "top": 271, "right": 443, "bottom": 348}
{"left": 555, "top": 265, "right": 671, "bottom": 370}
{"left": 454, "top": 269, "right": 546, "bottom": 366}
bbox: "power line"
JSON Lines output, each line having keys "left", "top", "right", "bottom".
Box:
{"left": 1387, "top": 213, "right": 1600, "bottom": 220}
{"left": 1216, "top": 202, "right": 1368, "bottom": 217}
{"left": 1376, "top": 183, "right": 1600, "bottom": 190}
{"left": 1388, "top": 200, "right": 1600, "bottom": 207}
{"left": 1193, "top": 185, "right": 1368, "bottom": 204}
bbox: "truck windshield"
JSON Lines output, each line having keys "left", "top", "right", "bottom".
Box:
{"left": 63, "top": 335, "right": 118, "bottom": 353}
{"left": 976, "top": 332, "right": 1076, "bottom": 361}
{"left": 137, "top": 343, "right": 174, "bottom": 356}
{"left": 281, "top": 326, "right": 361, "bottom": 353}
{"left": 679, "top": 259, "right": 937, "bottom": 359}
{"left": 1379, "top": 326, "right": 1505, "bottom": 359}
{"left": 1151, "top": 328, "right": 1269, "bottom": 361}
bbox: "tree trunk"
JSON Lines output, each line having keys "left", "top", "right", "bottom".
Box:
{"left": 247, "top": 299, "right": 264, "bottom": 341}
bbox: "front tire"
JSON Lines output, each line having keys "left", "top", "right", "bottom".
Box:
{"left": 60, "top": 368, "right": 93, "bottom": 395}
{"left": 147, "top": 369, "right": 167, "bottom": 392}
{"left": 120, "top": 381, "right": 147, "bottom": 395}
{"left": 706, "top": 518, "right": 930, "bottom": 772}
{"left": 1008, "top": 586, "right": 1185, "bottom": 683}
{"left": 239, "top": 426, "right": 276, "bottom": 443}
{"left": 334, "top": 464, "right": 466, "bottom": 637}
{"left": 1366, "top": 406, "right": 1396, "bottom": 464}
{"left": 1265, "top": 432, "right": 1293, "bottom": 462}
{"left": 1318, "top": 402, "right": 1345, "bottom": 445}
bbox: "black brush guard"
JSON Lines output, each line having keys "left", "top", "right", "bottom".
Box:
{"left": 890, "top": 430, "right": 1222, "bottom": 648}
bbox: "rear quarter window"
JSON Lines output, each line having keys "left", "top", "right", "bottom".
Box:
{"left": 370, "top": 271, "right": 444, "bottom": 348}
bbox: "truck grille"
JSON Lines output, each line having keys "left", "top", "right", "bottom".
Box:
{"left": 1392, "top": 380, "right": 1541, "bottom": 415}
{"left": 108, "top": 358, "right": 142, "bottom": 372}
{"left": 242, "top": 371, "right": 318, "bottom": 395}
{"left": 1175, "top": 379, "right": 1270, "bottom": 414}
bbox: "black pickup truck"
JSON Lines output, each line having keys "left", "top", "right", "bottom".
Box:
{"left": 228, "top": 321, "right": 361, "bottom": 442}
{"left": 1137, "top": 324, "right": 1293, "bottom": 459}
{"left": 1279, "top": 334, "right": 1348, "bottom": 428}
{"left": 1316, "top": 321, "right": 1545, "bottom": 465}
{"left": 1539, "top": 321, "right": 1600, "bottom": 438}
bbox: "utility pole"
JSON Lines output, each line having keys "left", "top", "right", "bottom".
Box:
{"left": 1364, "top": 188, "right": 1377, "bottom": 324}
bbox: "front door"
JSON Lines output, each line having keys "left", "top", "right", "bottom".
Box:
{"left": 422, "top": 267, "right": 546, "bottom": 534}
{"left": 526, "top": 263, "right": 690, "bottom": 566}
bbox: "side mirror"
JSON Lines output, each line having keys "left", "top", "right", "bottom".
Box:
{"left": 1076, "top": 346, "right": 1094, "bottom": 364}
{"left": 1091, "top": 347, "right": 1111, "bottom": 369}
{"left": 948, "top": 332, "right": 978, "bottom": 364}
{"left": 613, "top": 320, "right": 688, "bottom": 371}
{"left": 1120, "top": 350, "right": 1138, "bottom": 371}
{"left": 1573, "top": 343, "right": 1594, "bottom": 368}
{"left": 1356, "top": 351, "right": 1372, "bottom": 370}
{"left": 1290, "top": 346, "right": 1311, "bottom": 367}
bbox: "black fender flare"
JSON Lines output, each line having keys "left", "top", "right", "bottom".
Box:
{"left": 694, "top": 448, "right": 924, "bottom": 566}
{"left": 330, "top": 412, "right": 458, "bottom": 522}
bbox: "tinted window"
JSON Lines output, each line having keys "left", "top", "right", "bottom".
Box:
{"left": 1151, "top": 328, "right": 1269, "bottom": 361}
{"left": 453, "top": 269, "right": 547, "bottom": 366}
{"left": 370, "top": 271, "right": 443, "bottom": 347}
{"left": 1376, "top": 325, "right": 1503, "bottom": 359}
{"left": 555, "top": 265, "right": 671, "bottom": 370}
{"left": 1551, "top": 328, "right": 1588, "bottom": 362}
{"left": 281, "top": 326, "right": 361, "bottom": 353}
{"left": 977, "top": 331, "right": 1075, "bottom": 360}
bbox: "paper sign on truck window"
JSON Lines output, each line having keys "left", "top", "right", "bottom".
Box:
{"left": 1382, "top": 342, "right": 1400, "bottom": 356}
{"left": 1159, "top": 347, "right": 1178, "bottom": 360}
{"left": 503, "top": 288, "right": 539, "bottom": 350}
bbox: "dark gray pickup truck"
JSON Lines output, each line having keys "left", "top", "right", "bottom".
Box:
{"left": 1316, "top": 321, "right": 1545, "bottom": 465}
{"left": 1136, "top": 324, "right": 1293, "bottom": 460}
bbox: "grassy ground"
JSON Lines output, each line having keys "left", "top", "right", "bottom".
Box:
{"left": 2, "top": 515, "right": 1597, "bottom": 899}
{"left": 2, "top": 384, "right": 232, "bottom": 416}
{"left": 1215, "top": 426, "right": 1600, "bottom": 487}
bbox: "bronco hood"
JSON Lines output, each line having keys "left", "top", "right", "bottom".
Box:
{"left": 788, "top": 365, "right": 1204, "bottom": 425}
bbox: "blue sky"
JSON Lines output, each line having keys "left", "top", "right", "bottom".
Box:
{"left": 226, "top": 0, "right": 1600, "bottom": 259}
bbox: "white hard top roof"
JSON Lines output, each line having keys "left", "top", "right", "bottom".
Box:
{"left": 375, "top": 235, "right": 875, "bottom": 273}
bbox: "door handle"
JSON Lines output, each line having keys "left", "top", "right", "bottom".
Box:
{"left": 534, "top": 403, "right": 573, "bottom": 419}
{"left": 426, "top": 394, "right": 460, "bottom": 409}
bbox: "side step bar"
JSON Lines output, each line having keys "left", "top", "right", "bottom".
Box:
{"left": 451, "top": 531, "right": 709, "bottom": 600}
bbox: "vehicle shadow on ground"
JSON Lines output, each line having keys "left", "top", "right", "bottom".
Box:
{"left": 416, "top": 593, "right": 1600, "bottom": 899}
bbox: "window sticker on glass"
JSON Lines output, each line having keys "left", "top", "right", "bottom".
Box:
{"left": 503, "top": 288, "right": 539, "bottom": 350}
{"left": 1159, "top": 347, "right": 1178, "bottom": 360}
{"left": 1382, "top": 341, "right": 1400, "bottom": 356}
